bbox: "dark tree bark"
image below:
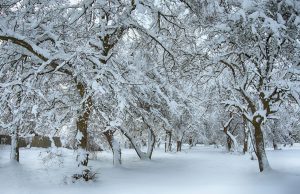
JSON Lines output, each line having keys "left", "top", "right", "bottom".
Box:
{"left": 253, "top": 118, "right": 270, "bottom": 172}
{"left": 10, "top": 130, "right": 19, "bottom": 162}
{"left": 176, "top": 141, "right": 182, "bottom": 152}
{"left": 76, "top": 82, "right": 93, "bottom": 166}
{"left": 147, "top": 128, "right": 156, "bottom": 159}
{"left": 164, "top": 132, "right": 168, "bottom": 152}
{"left": 243, "top": 120, "right": 249, "bottom": 154}
{"left": 165, "top": 130, "right": 172, "bottom": 152}
{"left": 168, "top": 131, "right": 172, "bottom": 152}
{"left": 227, "top": 137, "right": 232, "bottom": 152}
{"left": 243, "top": 134, "right": 248, "bottom": 154}
{"left": 242, "top": 116, "right": 248, "bottom": 154}
{"left": 189, "top": 137, "right": 193, "bottom": 147}
{"left": 222, "top": 116, "right": 234, "bottom": 152}
{"left": 273, "top": 141, "right": 278, "bottom": 150}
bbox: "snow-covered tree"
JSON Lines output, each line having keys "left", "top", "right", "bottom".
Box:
{"left": 201, "top": 0, "right": 300, "bottom": 171}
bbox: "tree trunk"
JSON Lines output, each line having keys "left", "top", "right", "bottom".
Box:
{"left": 112, "top": 139, "right": 122, "bottom": 166}
{"left": 189, "top": 137, "right": 193, "bottom": 148}
{"left": 176, "top": 141, "right": 182, "bottom": 152}
{"left": 104, "top": 130, "right": 122, "bottom": 166}
{"left": 243, "top": 132, "right": 249, "bottom": 154}
{"left": 226, "top": 136, "right": 232, "bottom": 151}
{"left": 146, "top": 127, "right": 156, "bottom": 159}
{"left": 10, "top": 129, "right": 19, "bottom": 162}
{"left": 168, "top": 131, "right": 172, "bottom": 152}
{"left": 223, "top": 127, "right": 238, "bottom": 152}
{"left": 165, "top": 131, "right": 172, "bottom": 152}
{"left": 273, "top": 140, "right": 278, "bottom": 150}
{"left": 223, "top": 116, "right": 234, "bottom": 152}
{"left": 272, "top": 128, "right": 279, "bottom": 150}
{"left": 164, "top": 132, "right": 167, "bottom": 152}
{"left": 76, "top": 82, "right": 92, "bottom": 166}
{"left": 253, "top": 120, "right": 271, "bottom": 172}
{"left": 242, "top": 116, "right": 248, "bottom": 154}
{"left": 243, "top": 127, "right": 249, "bottom": 154}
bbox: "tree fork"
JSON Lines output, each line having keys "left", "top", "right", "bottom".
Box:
{"left": 103, "top": 129, "right": 122, "bottom": 166}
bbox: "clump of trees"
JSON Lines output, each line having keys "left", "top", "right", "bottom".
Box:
{"left": 0, "top": 0, "right": 299, "bottom": 179}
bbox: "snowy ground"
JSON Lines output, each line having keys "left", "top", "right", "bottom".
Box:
{"left": 0, "top": 144, "right": 300, "bottom": 194}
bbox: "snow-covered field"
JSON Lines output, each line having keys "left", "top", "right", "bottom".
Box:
{"left": 0, "top": 144, "right": 300, "bottom": 194}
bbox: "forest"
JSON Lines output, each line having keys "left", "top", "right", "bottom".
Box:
{"left": 0, "top": 0, "right": 300, "bottom": 194}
